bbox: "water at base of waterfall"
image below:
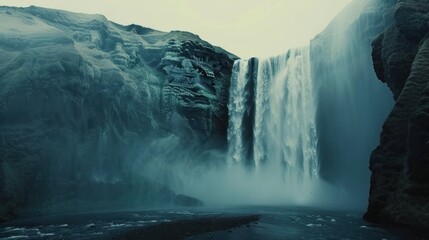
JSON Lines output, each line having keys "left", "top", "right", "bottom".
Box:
{"left": 0, "top": 207, "right": 419, "bottom": 240}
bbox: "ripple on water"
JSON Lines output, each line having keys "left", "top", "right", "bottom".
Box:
{"left": 168, "top": 211, "right": 194, "bottom": 215}
{"left": 108, "top": 223, "right": 125, "bottom": 228}
{"left": 306, "top": 223, "right": 322, "bottom": 227}
{"left": 38, "top": 233, "right": 54, "bottom": 237}
{"left": 1, "top": 228, "right": 26, "bottom": 233}
{"left": 85, "top": 223, "right": 96, "bottom": 228}
{"left": 1, "top": 235, "right": 29, "bottom": 239}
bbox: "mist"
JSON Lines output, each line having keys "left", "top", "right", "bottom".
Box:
{"left": 133, "top": 0, "right": 395, "bottom": 212}
{"left": 134, "top": 134, "right": 359, "bottom": 210}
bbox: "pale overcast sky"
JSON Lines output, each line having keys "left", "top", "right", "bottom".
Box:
{"left": 0, "top": 0, "right": 352, "bottom": 58}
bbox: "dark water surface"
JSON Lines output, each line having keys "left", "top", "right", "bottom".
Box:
{"left": 0, "top": 207, "right": 425, "bottom": 239}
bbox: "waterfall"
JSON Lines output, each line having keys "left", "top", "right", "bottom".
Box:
{"left": 227, "top": 60, "right": 249, "bottom": 163}
{"left": 223, "top": 0, "right": 394, "bottom": 208}
{"left": 176, "top": 0, "right": 396, "bottom": 209}
{"left": 263, "top": 48, "right": 318, "bottom": 179}
{"left": 228, "top": 47, "right": 319, "bottom": 182}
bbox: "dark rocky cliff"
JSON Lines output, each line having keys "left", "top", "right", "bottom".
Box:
{"left": 0, "top": 6, "right": 235, "bottom": 221}
{"left": 365, "top": 0, "right": 429, "bottom": 227}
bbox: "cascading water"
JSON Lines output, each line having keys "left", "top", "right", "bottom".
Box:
{"left": 183, "top": 0, "right": 394, "bottom": 209}
{"left": 228, "top": 48, "right": 319, "bottom": 185}
{"left": 259, "top": 48, "right": 318, "bottom": 179}
{"left": 227, "top": 60, "right": 249, "bottom": 163}
{"left": 223, "top": 0, "right": 395, "bottom": 209}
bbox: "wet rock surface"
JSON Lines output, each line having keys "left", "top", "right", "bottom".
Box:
{"left": 365, "top": 0, "right": 429, "bottom": 228}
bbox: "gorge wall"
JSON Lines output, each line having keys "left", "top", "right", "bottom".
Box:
{"left": 365, "top": 0, "right": 429, "bottom": 227}
{"left": 0, "top": 6, "right": 235, "bottom": 221}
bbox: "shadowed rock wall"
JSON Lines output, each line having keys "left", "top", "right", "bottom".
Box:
{"left": 365, "top": 0, "right": 429, "bottom": 227}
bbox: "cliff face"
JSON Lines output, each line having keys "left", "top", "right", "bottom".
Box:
{"left": 365, "top": 0, "right": 429, "bottom": 227}
{"left": 0, "top": 6, "right": 235, "bottom": 220}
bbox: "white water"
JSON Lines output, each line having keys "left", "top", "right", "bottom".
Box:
{"left": 228, "top": 47, "right": 319, "bottom": 186}
{"left": 260, "top": 48, "right": 318, "bottom": 180}
{"left": 227, "top": 60, "right": 249, "bottom": 163}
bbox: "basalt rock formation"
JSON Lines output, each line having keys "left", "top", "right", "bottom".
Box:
{"left": 0, "top": 6, "right": 235, "bottom": 221}
{"left": 365, "top": 0, "right": 429, "bottom": 227}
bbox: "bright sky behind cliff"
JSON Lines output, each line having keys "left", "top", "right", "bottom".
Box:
{"left": 1, "top": 0, "right": 352, "bottom": 58}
